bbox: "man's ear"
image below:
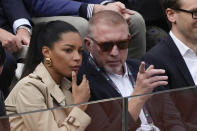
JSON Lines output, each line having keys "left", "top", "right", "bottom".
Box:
{"left": 166, "top": 8, "right": 177, "bottom": 23}
{"left": 84, "top": 37, "right": 92, "bottom": 52}
{"left": 42, "top": 46, "right": 51, "bottom": 58}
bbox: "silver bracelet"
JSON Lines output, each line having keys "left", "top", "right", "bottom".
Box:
{"left": 17, "top": 25, "right": 32, "bottom": 35}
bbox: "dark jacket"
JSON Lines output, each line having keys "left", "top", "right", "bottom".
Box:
{"left": 78, "top": 52, "right": 139, "bottom": 130}
{"left": 78, "top": 52, "right": 184, "bottom": 130}
{"left": 1, "top": 0, "right": 31, "bottom": 28}
{"left": 124, "top": 0, "right": 169, "bottom": 31}
{"left": 16, "top": 0, "right": 113, "bottom": 19}
{"left": 0, "top": 90, "right": 5, "bottom": 116}
{"left": 143, "top": 35, "right": 197, "bottom": 130}
{"left": 0, "top": 0, "right": 11, "bottom": 31}
{"left": 0, "top": 90, "right": 10, "bottom": 131}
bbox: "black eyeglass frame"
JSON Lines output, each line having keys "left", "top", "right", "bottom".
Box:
{"left": 174, "top": 8, "right": 197, "bottom": 19}
{"left": 87, "top": 35, "right": 131, "bottom": 52}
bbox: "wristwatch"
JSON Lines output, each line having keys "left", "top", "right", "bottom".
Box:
{"left": 17, "top": 25, "right": 32, "bottom": 35}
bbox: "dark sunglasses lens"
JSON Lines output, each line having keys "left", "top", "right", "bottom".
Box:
{"left": 99, "top": 39, "right": 130, "bottom": 52}
{"left": 117, "top": 40, "right": 129, "bottom": 49}
{"left": 100, "top": 42, "right": 114, "bottom": 52}
{"left": 193, "top": 12, "right": 197, "bottom": 19}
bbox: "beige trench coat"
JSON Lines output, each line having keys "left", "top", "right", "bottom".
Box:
{"left": 5, "top": 63, "right": 91, "bottom": 131}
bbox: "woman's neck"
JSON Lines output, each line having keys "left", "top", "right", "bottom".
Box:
{"left": 44, "top": 64, "right": 62, "bottom": 85}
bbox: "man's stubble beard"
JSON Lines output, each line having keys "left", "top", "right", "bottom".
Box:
{"left": 103, "top": 64, "right": 123, "bottom": 75}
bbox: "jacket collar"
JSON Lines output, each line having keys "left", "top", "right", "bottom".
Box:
{"left": 86, "top": 55, "right": 136, "bottom": 98}
{"left": 33, "top": 63, "right": 72, "bottom": 105}
{"left": 166, "top": 36, "right": 195, "bottom": 86}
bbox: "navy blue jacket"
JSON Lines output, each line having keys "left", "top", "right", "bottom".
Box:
{"left": 0, "top": 0, "right": 31, "bottom": 31}
{"left": 143, "top": 35, "right": 195, "bottom": 89}
{"left": 78, "top": 52, "right": 167, "bottom": 101}
{"left": 0, "top": 0, "right": 11, "bottom": 31}
{"left": 143, "top": 35, "right": 197, "bottom": 130}
{"left": 78, "top": 52, "right": 140, "bottom": 101}
{"left": 78, "top": 52, "right": 185, "bottom": 130}
{"left": 21, "top": 0, "right": 113, "bottom": 19}
{"left": 78, "top": 53, "right": 140, "bottom": 130}
{"left": 0, "top": 90, "right": 5, "bottom": 116}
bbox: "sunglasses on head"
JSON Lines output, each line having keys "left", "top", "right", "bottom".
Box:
{"left": 88, "top": 35, "right": 131, "bottom": 52}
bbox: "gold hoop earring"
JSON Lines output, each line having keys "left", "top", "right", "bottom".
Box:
{"left": 45, "top": 58, "right": 52, "bottom": 67}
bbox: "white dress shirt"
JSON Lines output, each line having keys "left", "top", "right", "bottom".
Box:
{"left": 107, "top": 64, "right": 156, "bottom": 130}
{"left": 87, "top": 0, "right": 113, "bottom": 19}
{"left": 13, "top": 18, "right": 31, "bottom": 34}
{"left": 170, "top": 31, "right": 197, "bottom": 85}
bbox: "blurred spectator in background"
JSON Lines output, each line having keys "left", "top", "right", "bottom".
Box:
{"left": 3, "top": 0, "right": 146, "bottom": 59}
{"left": 124, "top": 0, "right": 169, "bottom": 31}
{"left": 143, "top": 0, "right": 197, "bottom": 129}
{"left": 0, "top": 0, "right": 32, "bottom": 98}
{"left": 143, "top": 0, "right": 197, "bottom": 91}
{"left": 0, "top": 0, "right": 31, "bottom": 50}
{"left": 121, "top": 0, "right": 169, "bottom": 51}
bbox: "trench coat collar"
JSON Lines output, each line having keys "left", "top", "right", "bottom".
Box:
{"left": 33, "top": 63, "right": 72, "bottom": 105}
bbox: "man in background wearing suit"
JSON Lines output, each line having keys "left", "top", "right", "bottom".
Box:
{"left": 143, "top": 0, "right": 197, "bottom": 129}
{"left": 3, "top": 0, "right": 146, "bottom": 59}
{"left": 0, "top": 0, "right": 31, "bottom": 98}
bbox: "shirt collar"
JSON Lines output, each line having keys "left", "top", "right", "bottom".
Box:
{"left": 107, "top": 63, "right": 128, "bottom": 78}
{"left": 169, "top": 31, "right": 195, "bottom": 57}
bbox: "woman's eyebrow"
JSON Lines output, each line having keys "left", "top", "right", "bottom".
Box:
{"left": 63, "top": 44, "right": 75, "bottom": 48}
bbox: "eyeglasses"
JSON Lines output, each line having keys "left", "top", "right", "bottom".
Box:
{"left": 87, "top": 35, "right": 131, "bottom": 52}
{"left": 175, "top": 8, "right": 197, "bottom": 19}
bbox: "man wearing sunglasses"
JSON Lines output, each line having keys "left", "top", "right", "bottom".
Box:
{"left": 78, "top": 10, "right": 169, "bottom": 130}
{"left": 143, "top": 0, "right": 197, "bottom": 129}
